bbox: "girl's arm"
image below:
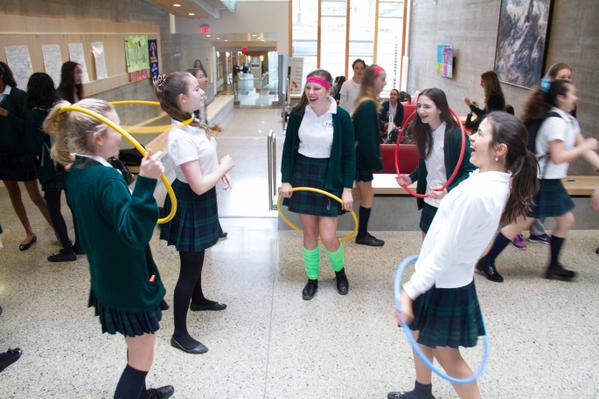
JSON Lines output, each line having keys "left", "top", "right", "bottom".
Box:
{"left": 575, "top": 133, "right": 599, "bottom": 171}
{"left": 548, "top": 136, "right": 598, "bottom": 165}
{"left": 181, "top": 155, "right": 234, "bottom": 196}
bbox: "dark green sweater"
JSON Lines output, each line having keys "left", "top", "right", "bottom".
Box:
{"left": 281, "top": 106, "right": 356, "bottom": 192}
{"left": 409, "top": 126, "right": 475, "bottom": 209}
{"left": 353, "top": 99, "right": 383, "bottom": 171}
{"left": 0, "top": 87, "right": 27, "bottom": 156}
{"left": 66, "top": 156, "right": 165, "bottom": 312}
{"left": 25, "top": 107, "right": 63, "bottom": 184}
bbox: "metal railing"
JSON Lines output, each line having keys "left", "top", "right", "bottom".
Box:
{"left": 267, "top": 129, "right": 278, "bottom": 210}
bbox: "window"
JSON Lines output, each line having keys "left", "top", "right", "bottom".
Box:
{"left": 376, "top": 0, "right": 404, "bottom": 95}
{"left": 292, "top": 0, "right": 318, "bottom": 84}
{"left": 320, "top": 0, "right": 347, "bottom": 80}
{"left": 347, "top": 0, "right": 376, "bottom": 74}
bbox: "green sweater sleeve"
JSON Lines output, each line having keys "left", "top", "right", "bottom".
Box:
{"left": 354, "top": 100, "right": 382, "bottom": 170}
{"left": 99, "top": 172, "right": 158, "bottom": 250}
{"left": 340, "top": 111, "right": 356, "bottom": 188}
{"left": 447, "top": 127, "right": 475, "bottom": 190}
{"left": 281, "top": 113, "right": 301, "bottom": 183}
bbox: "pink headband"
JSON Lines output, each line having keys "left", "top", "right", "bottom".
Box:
{"left": 306, "top": 76, "right": 332, "bottom": 90}
{"left": 373, "top": 65, "right": 385, "bottom": 75}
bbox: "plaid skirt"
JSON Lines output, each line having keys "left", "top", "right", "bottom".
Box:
{"left": 284, "top": 154, "right": 343, "bottom": 217}
{"left": 356, "top": 168, "right": 374, "bottom": 182}
{"left": 88, "top": 291, "right": 162, "bottom": 337}
{"left": 529, "top": 179, "right": 575, "bottom": 219}
{"left": 0, "top": 154, "right": 37, "bottom": 181}
{"left": 160, "top": 179, "right": 222, "bottom": 252}
{"left": 409, "top": 280, "right": 485, "bottom": 348}
{"left": 419, "top": 203, "right": 438, "bottom": 234}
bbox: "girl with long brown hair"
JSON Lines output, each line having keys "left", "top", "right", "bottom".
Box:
{"left": 464, "top": 70, "right": 505, "bottom": 128}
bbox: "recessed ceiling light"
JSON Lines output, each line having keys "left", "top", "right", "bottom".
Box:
{"left": 224, "top": 39, "right": 228, "bottom": 42}
{"left": 173, "top": 3, "right": 181, "bottom": 7}
{"left": 188, "top": 12, "right": 195, "bottom": 16}
{"left": 206, "top": 34, "right": 212, "bottom": 37}
{"left": 252, "top": 34, "right": 257, "bottom": 37}
{"left": 216, "top": 37, "right": 221, "bottom": 40}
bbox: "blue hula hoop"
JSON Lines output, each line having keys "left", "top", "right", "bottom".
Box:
{"left": 393, "top": 255, "right": 490, "bottom": 385}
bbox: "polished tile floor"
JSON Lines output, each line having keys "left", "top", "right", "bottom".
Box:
{"left": 1, "top": 108, "right": 599, "bottom": 398}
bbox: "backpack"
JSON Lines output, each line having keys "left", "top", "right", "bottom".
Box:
{"left": 524, "top": 111, "right": 562, "bottom": 154}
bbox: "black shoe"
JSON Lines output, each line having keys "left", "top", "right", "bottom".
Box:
{"left": 476, "top": 258, "right": 504, "bottom": 283}
{"left": 335, "top": 269, "right": 349, "bottom": 295}
{"left": 170, "top": 336, "right": 208, "bottom": 354}
{"left": 190, "top": 301, "right": 227, "bottom": 311}
{"left": 545, "top": 264, "right": 578, "bottom": 281}
{"left": 47, "top": 248, "right": 77, "bottom": 262}
{"left": 387, "top": 392, "right": 435, "bottom": 399}
{"left": 19, "top": 235, "right": 37, "bottom": 251}
{"left": 0, "top": 348, "right": 22, "bottom": 372}
{"left": 73, "top": 244, "right": 85, "bottom": 255}
{"left": 146, "top": 385, "right": 175, "bottom": 399}
{"left": 302, "top": 280, "right": 318, "bottom": 300}
{"left": 159, "top": 300, "right": 170, "bottom": 311}
{"left": 355, "top": 234, "right": 384, "bottom": 247}
{"left": 595, "top": 247, "right": 599, "bottom": 255}
{"left": 0, "top": 305, "right": 3, "bottom": 316}
{"left": 219, "top": 231, "right": 228, "bottom": 239}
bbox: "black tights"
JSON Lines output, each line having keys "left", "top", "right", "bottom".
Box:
{"left": 43, "top": 189, "right": 72, "bottom": 251}
{"left": 173, "top": 250, "right": 209, "bottom": 347}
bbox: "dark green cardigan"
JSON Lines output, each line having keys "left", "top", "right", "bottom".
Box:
{"left": 281, "top": 106, "right": 356, "bottom": 192}
{"left": 66, "top": 156, "right": 165, "bottom": 312}
{"left": 25, "top": 107, "right": 63, "bottom": 184}
{"left": 0, "top": 87, "right": 27, "bottom": 156}
{"left": 409, "top": 126, "right": 475, "bottom": 209}
{"left": 353, "top": 99, "right": 383, "bottom": 171}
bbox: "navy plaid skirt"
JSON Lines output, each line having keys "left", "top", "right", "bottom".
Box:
{"left": 0, "top": 154, "right": 37, "bottom": 181}
{"left": 160, "top": 179, "right": 222, "bottom": 252}
{"left": 419, "top": 203, "right": 438, "bottom": 233}
{"left": 88, "top": 291, "right": 162, "bottom": 337}
{"left": 409, "top": 280, "right": 485, "bottom": 348}
{"left": 529, "top": 179, "right": 575, "bottom": 218}
{"left": 356, "top": 168, "right": 374, "bottom": 182}
{"left": 284, "top": 154, "right": 343, "bottom": 217}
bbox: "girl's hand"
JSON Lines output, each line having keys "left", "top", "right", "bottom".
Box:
{"left": 221, "top": 173, "right": 233, "bottom": 190}
{"left": 0, "top": 107, "right": 8, "bottom": 117}
{"left": 219, "top": 154, "right": 234, "bottom": 172}
{"left": 398, "top": 291, "right": 414, "bottom": 325}
{"left": 341, "top": 188, "right": 353, "bottom": 211}
{"left": 429, "top": 188, "right": 448, "bottom": 200}
{"left": 280, "top": 182, "right": 293, "bottom": 199}
{"left": 139, "top": 149, "right": 165, "bottom": 180}
{"left": 583, "top": 137, "right": 599, "bottom": 151}
{"left": 396, "top": 174, "right": 412, "bottom": 187}
{"left": 464, "top": 97, "right": 472, "bottom": 107}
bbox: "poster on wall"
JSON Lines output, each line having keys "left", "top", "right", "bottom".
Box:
{"left": 288, "top": 56, "right": 304, "bottom": 96}
{"left": 494, "top": 0, "right": 553, "bottom": 88}
{"left": 4, "top": 45, "right": 33, "bottom": 90}
{"left": 68, "top": 43, "right": 90, "bottom": 83}
{"left": 148, "top": 39, "right": 159, "bottom": 82}
{"left": 124, "top": 35, "right": 149, "bottom": 82}
{"left": 436, "top": 44, "right": 453, "bottom": 78}
{"left": 91, "top": 42, "right": 108, "bottom": 80}
{"left": 41, "top": 44, "right": 62, "bottom": 87}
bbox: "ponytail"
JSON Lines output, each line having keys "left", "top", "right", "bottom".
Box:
{"left": 485, "top": 111, "right": 539, "bottom": 224}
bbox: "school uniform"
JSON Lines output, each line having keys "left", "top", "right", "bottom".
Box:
{"left": 409, "top": 124, "right": 475, "bottom": 233}
{"left": 404, "top": 170, "right": 511, "bottom": 348}
{"left": 160, "top": 122, "right": 223, "bottom": 252}
{"left": 0, "top": 86, "right": 37, "bottom": 181}
{"left": 281, "top": 98, "right": 356, "bottom": 217}
{"left": 530, "top": 107, "right": 577, "bottom": 218}
{"left": 353, "top": 99, "right": 383, "bottom": 182}
{"left": 66, "top": 155, "right": 165, "bottom": 336}
{"left": 379, "top": 100, "right": 404, "bottom": 130}
{"left": 338, "top": 79, "right": 360, "bottom": 115}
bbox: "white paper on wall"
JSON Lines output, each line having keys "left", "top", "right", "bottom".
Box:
{"left": 91, "top": 41, "right": 108, "bottom": 80}
{"left": 4, "top": 45, "right": 34, "bottom": 90}
{"left": 41, "top": 44, "right": 63, "bottom": 87}
{"left": 68, "top": 42, "right": 90, "bottom": 83}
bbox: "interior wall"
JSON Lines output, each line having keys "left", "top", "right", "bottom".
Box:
{"left": 407, "top": 0, "right": 599, "bottom": 174}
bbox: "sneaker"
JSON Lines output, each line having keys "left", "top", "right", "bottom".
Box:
{"left": 545, "top": 264, "right": 578, "bottom": 281}
{"left": 511, "top": 234, "right": 527, "bottom": 250}
{"left": 476, "top": 259, "right": 504, "bottom": 283}
{"left": 528, "top": 234, "right": 550, "bottom": 244}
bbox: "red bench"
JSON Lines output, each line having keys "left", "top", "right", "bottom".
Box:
{"left": 378, "top": 144, "right": 419, "bottom": 174}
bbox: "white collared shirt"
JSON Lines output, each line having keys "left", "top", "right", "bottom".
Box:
{"left": 0, "top": 85, "right": 11, "bottom": 105}
{"left": 76, "top": 153, "right": 113, "bottom": 168}
{"left": 338, "top": 79, "right": 360, "bottom": 115}
{"left": 298, "top": 97, "right": 337, "bottom": 159}
{"left": 536, "top": 107, "right": 579, "bottom": 179}
{"left": 423, "top": 122, "right": 447, "bottom": 208}
{"left": 167, "top": 121, "right": 218, "bottom": 184}
{"left": 403, "top": 170, "right": 511, "bottom": 299}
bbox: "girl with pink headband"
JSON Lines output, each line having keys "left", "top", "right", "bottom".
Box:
{"left": 281, "top": 69, "right": 356, "bottom": 300}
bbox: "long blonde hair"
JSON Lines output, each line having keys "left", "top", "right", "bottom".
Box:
{"left": 355, "top": 65, "right": 383, "bottom": 111}
{"left": 44, "top": 99, "right": 115, "bottom": 165}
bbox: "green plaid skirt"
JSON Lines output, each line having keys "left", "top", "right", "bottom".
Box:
{"left": 419, "top": 203, "right": 438, "bottom": 233}
{"left": 284, "top": 154, "right": 343, "bottom": 217}
{"left": 409, "top": 280, "right": 485, "bottom": 348}
{"left": 529, "top": 179, "right": 575, "bottom": 218}
{"left": 88, "top": 291, "right": 162, "bottom": 337}
{"left": 160, "top": 180, "right": 222, "bottom": 252}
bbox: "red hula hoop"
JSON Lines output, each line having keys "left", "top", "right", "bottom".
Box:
{"left": 395, "top": 109, "right": 467, "bottom": 199}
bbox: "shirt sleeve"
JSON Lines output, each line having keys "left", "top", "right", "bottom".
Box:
{"left": 338, "top": 82, "right": 349, "bottom": 110}
{"left": 169, "top": 131, "right": 200, "bottom": 166}
{"left": 538, "top": 117, "right": 568, "bottom": 143}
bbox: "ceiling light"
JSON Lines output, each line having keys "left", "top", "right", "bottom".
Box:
{"left": 224, "top": 39, "right": 229, "bottom": 42}
{"left": 173, "top": 3, "right": 181, "bottom": 7}
{"left": 216, "top": 37, "right": 221, "bottom": 40}
{"left": 206, "top": 34, "right": 212, "bottom": 37}
{"left": 188, "top": 12, "right": 195, "bottom": 16}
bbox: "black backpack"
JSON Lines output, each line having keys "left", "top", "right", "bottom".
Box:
{"left": 524, "top": 111, "right": 562, "bottom": 154}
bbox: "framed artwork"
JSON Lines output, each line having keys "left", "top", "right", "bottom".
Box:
{"left": 494, "top": 0, "right": 554, "bottom": 89}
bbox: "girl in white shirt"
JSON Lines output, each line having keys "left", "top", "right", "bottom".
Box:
{"left": 155, "top": 72, "right": 234, "bottom": 355}
{"left": 477, "top": 80, "right": 599, "bottom": 283}
{"left": 338, "top": 59, "right": 366, "bottom": 115}
{"left": 390, "top": 112, "right": 539, "bottom": 399}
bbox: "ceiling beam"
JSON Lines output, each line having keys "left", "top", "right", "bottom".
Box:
{"left": 190, "top": 0, "right": 221, "bottom": 19}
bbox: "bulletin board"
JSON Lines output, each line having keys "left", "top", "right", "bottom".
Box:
{"left": 0, "top": 14, "right": 161, "bottom": 96}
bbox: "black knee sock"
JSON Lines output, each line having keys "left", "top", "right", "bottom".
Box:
{"left": 398, "top": 381, "right": 433, "bottom": 399}
{"left": 114, "top": 365, "right": 147, "bottom": 399}
{"left": 44, "top": 189, "right": 72, "bottom": 251}
{"left": 483, "top": 232, "right": 511, "bottom": 264}
{"left": 549, "top": 235, "right": 565, "bottom": 268}
{"left": 173, "top": 251, "right": 205, "bottom": 348}
{"left": 358, "top": 206, "right": 371, "bottom": 237}
{"left": 191, "top": 251, "right": 210, "bottom": 304}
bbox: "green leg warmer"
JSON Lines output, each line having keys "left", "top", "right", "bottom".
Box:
{"left": 303, "top": 246, "right": 320, "bottom": 280}
{"left": 325, "top": 244, "right": 345, "bottom": 272}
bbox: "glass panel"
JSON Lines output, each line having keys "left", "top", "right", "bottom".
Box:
{"left": 292, "top": 0, "right": 319, "bottom": 83}
{"left": 376, "top": 0, "right": 404, "bottom": 96}
{"left": 347, "top": 0, "right": 376, "bottom": 74}
{"left": 320, "top": 0, "right": 347, "bottom": 80}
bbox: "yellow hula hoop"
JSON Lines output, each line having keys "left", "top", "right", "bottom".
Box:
{"left": 58, "top": 105, "right": 176, "bottom": 225}
{"left": 110, "top": 101, "right": 193, "bottom": 134}
{"left": 277, "top": 187, "right": 359, "bottom": 242}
